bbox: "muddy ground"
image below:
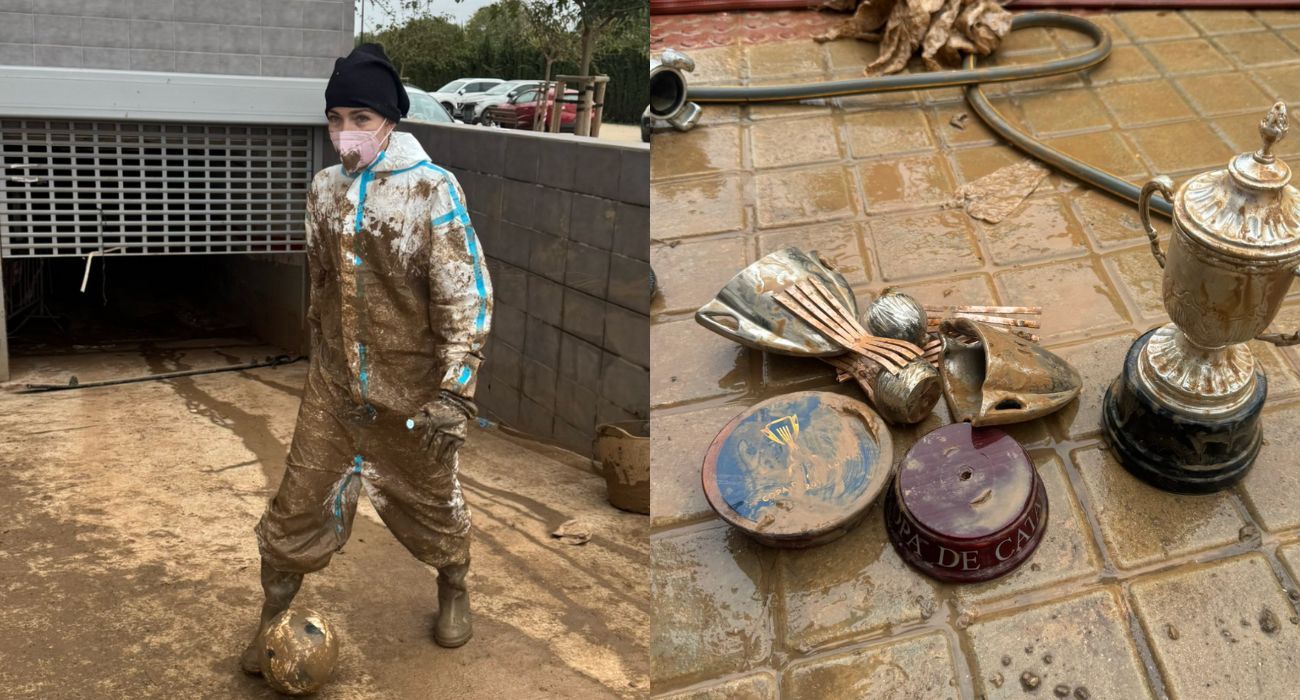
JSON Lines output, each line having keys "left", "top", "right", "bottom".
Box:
{"left": 0, "top": 340, "right": 648, "bottom": 699}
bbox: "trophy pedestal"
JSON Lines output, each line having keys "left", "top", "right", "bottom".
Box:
{"left": 1102, "top": 328, "right": 1266, "bottom": 493}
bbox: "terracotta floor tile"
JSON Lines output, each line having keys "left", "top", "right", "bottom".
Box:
{"left": 651, "top": 237, "right": 749, "bottom": 315}
{"left": 995, "top": 258, "right": 1129, "bottom": 339}
{"left": 1248, "top": 63, "right": 1300, "bottom": 100}
{"left": 1083, "top": 45, "right": 1161, "bottom": 86}
{"left": 859, "top": 153, "right": 955, "bottom": 214}
{"left": 650, "top": 405, "right": 749, "bottom": 528}
{"left": 650, "top": 125, "right": 743, "bottom": 181}
{"left": 1185, "top": 9, "right": 1266, "bottom": 35}
{"left": 651, "top": 175, "right": 748, "bottom": 242}
{"left": 1043, "top": 130, "right": 1146, "bottom": 179}
{"left": 686, "top": 44, "right": 746, "bottom": 85}
{"left": 650, "top": 319, "right": 751, "bottom": 408}
{"left": 1146, "top": 38, "right": 1235, "bottom": 75}
{"left": 1176, "top": 72, "right": 1273, "bottom": 116}
{"left": 1215, "top": 111, "right": 1300, "bottom": 158}
{"left": 1083, "top": 14, "right": 1132, "bottom": 46}
{"left": 756, "top": 220, "right": 870, "bottom": 287}
{"left": 1105, "top": 245, "right": 1168, "bottom": 321}
{"left": 754, "top": 165, "right": 858, "bottom": 228}
{"left": 1071, "top": 445, "right": 1243, "bottom": 569}
{"left": 890, "top": 273, "right": 1000, "bottom": 307}
{"left": 650, "top": 525, "right": 773, "bottom": 683}
{"left": 1097, "top": 79, "right": 1196, "bottom": 127}
{"left": 745, "top": 40, "right": 825, "bottom": 78}
{"left": 843, "top": 108, "right": 934, "bottom": 159}
{"left": 1114, "top": 11, "right": 1199, "bottom": 41}
{"left": 750, "top": 115, "right": 842, "bottom": 169}
{"left": 782, "top": 632, "right": 958, "bottom": 698}
{"left": 1214, "top": 30, "right": 1300, "bottom": 67}
{"left": 743, "top": 79, "right": 830, "bottom": 121}
{"left": 1129, "top": 120, "right": 1236, "bottom": 173}
{"left": 1256, "top": 10, "right": 1300, "bottom": 30}
{"left": 1051, "top": 332, "right": 1140, "bottom": 440}
{"left": 1017, "top": 89, "right": 1112, "bottom": 136}
{"left": 931, "top": 105, "right": 1000, "bottom": 148}
{"left": 1071, "top": 188, "right": 1149, "bottom": 250}
{"left": 983, "top": 195, "right": 1090, "bottom": 266}
{"left": 823, "top": 37, "right": 879, "bottom": 73}
{"left": 999, "top": 25, "right": 1057, "bottom": 55}
{"left": 869, "top": 209, "right": 983, "bottom": 281}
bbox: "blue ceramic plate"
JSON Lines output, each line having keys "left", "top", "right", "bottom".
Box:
{"left": 702, "top": 391, "right": 893, "bottom": 548}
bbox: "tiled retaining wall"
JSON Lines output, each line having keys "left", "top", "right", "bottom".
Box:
{"left": 0, "top": 0, "right": 353, "bottom": 77}
{"left": 404, "top": 122, "right": 651, "bottom": 457}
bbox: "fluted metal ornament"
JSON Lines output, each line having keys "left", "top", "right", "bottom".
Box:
{"left": 1103, "top": 102, "right": 1300, "bottom": 493}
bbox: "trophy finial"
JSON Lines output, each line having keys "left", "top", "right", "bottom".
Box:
{"left": 1257, "top": 101, "right": 1288, "bottom": 162}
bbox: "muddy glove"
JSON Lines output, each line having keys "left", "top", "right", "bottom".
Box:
{"left": 418, "top": 391, "right": 477, "bottom": 465}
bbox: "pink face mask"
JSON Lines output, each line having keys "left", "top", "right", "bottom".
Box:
{"left": 330, "top": 120, "right": 393, "bottom": 173}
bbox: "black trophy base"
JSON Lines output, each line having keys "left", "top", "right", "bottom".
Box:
{"left": 1102, "top": 328, "right": 1266, "bottom": 494}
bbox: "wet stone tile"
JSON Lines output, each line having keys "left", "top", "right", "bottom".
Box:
{"left": 1072, "top": 445, "right": 1244, "bottom": 569}
{"left": 1016, "top": 89, "right": 1112, "bottom": 136}
{"left": 760, "top": 352, "right": 837, "bottom": 393}
{"left": 1097, "top": 80, "right": 1195, "bottom": 128}
{"left": 651, "top": 524, "right": 774, "bottom": 684}
{"left": 1239, "top": 402, "right": 1300, "bottom": 533}
{"left": 651, "top": 176, "right": 747, "bottom": 242}
{"left": 999, "top": 25, "right": 1056, "bottom": 55}
{"left": 1252, "top": 340, "right": 1300, "bottom": 400}
{"left": 1072, "top": 189, "right": 1148, "bottom": 250}
{"left": 994, "top": 258, "right": 1129, "bottom": 340}
{"left": 744, "top": 79, "right": 827, "bottom": 122}
{"left": 982, "top": 195, "right": 1090, "bottom": 266}
{"left": 859, "top": 153, "right": 956, "bottom": 214}
{"left": 1129, "top": 553, "right": 1300, "bottom": 700}
{"left": 1129, "top": 120, "right": 1235, "bottom": 175}
{"left": 932, "top": 105, "right": 999, "bottom": 148}
{"left": 1049, "top": 332, "right": 1139, "bottom": 440}
{"left": 651, "top": 319, "right": 750, "bottom": 408}
{"left": 949, "top": 144, "right": 1065, "bottom": 192}
{"left": 1145, "top": 38, "right": 1234, "bottom": 75}
{"left": 1271, "top": 303, "right": 1300, "bottom": 370}
{"left": 1215, "top": 30, "right": 1300, "bottom": 66}
{"left": 831, "top": 70, "right": 920, "bottom": 110}
{"left": 777, "top": 501, "right": 940, "bottom": 652}
{"left": 967, "top": 589, "right": 1153, "bottom": 700}
{"left": 1257, "top": 11, "right": 1300, "bottom": 30}
{"left": 1175, "top": 72, "right": 1272, "bottom": 117}
{"left": 954, "top": 453, "right": 1101, "bottom": 605}
{"left": 1078, "top": 14, "right": 1131, "bottom": 46}
{"left": 650, "top": 126, "right": 743, "bottom": 181}
{"left": 893, "top": 273, "right": 999, "bottom": 308}
{"left": 1084, "top": 45, "right": 1161, "bottom": 86}
{"left": 1115, "top": 11, "right": 1199, "bottom": 41}
{"left": 655, "top": 671, "right": 778, "bottom": 700}
{"left": 745, "top": 40, "right": 825, "bottom": 78}
{"left": 782, "top": 632, "right": 959, "bottom": 699}
{"left": 1043, "top": 130, "right": 1146, "bottom": 180}
{"left": 754, "top": 165, "right": 857, "bottom": 229}
{"left": 844, "top": 108, "right": 934, "bottom": 159}
{"left": 869, "top": 210, "right": 983, "bottom": 281}
{"left": 1106, "top": 245, "right": 1168, "bottom": 321}
{"left": 1280, "top": 542, "right": 1300, "bottom": 584}
{"left": 687, "top": 45, "right": 745, "bottom": 85}
{"left": 1185, "top": 10, "right": 1266, "bottom": 35}
{"left": 650, "top": 237, "right": 749, "bottom": 315}
{"left": 650, "top": 404, "right": 749, "bottom": 528}
{"left": 823, "top": 38, "right": 879, "bottom": 73}
{"left": 1215, "top": 111, "right": 1300, "bottom": 159}
{"left": 749, "top": 115, "right": 841, "bottom": 169}
{"left": 1253, "top": 64, "right": 1300, "bottom": 104}
{"left": 756, "top": 221, "right": 870, "bottom": 287}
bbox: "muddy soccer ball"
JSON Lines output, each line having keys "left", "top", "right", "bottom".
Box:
{"left": 260, "top": 608, "right": 339, "bottom": 696}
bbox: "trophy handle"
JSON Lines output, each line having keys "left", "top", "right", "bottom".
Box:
{"left": 1139, "top": 176, "right": 1174, "bottom": 269}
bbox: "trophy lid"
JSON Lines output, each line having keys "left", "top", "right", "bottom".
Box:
{"left": 1175, "top": 102, "right": 1300, "bottom": 261}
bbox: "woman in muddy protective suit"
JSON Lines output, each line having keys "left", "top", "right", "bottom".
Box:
{"left": 240, "top": 43, "right": 493, "bottom": 674}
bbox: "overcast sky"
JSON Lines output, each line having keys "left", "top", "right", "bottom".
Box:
{"left": 355, "top": 0, "right": 500, "bottom": 33}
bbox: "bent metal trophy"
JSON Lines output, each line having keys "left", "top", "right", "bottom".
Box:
{"left": 1103, "top": 102, "right": 1300, "bottom": 493}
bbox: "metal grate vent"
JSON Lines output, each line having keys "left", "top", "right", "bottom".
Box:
{"left": 0, "top": 119, "right": 314, "bottom": 257}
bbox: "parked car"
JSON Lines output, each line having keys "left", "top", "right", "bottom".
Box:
{"left": 482, "top": 87, "right": 578, "bottom": 132}
{"left": 403, "top": 85, "right": 454, "bottom": 124}
{"left": 427, "top": 78, "right": 504, "bottom": 115}
{"left": 457, "top": 80, "right": 543, "bottom": 124}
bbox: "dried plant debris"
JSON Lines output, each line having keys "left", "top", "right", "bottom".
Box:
{"left": 817, "top": 0, "right": 1014, "bottom": 75}
{"left": 946, "top": 159, "right": 1050, "bottom": 224}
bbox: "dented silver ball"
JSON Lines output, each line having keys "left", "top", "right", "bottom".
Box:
{"left": 864, "top": 288, "right": 929, "bottom": 348}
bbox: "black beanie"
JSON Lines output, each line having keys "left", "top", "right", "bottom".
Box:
{"left": 324, "top": 43, "right": 409, "bottom": 122}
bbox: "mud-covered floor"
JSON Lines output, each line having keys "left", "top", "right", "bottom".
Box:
{"left": 0, "top": 342, "right": 649, "bottom": 699}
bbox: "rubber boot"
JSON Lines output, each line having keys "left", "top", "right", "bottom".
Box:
{"left": 239, "top": 562, "right": 305, "bottom": 675}
{"left": 433, "top": 563, "right": 472, "bottom": 648}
